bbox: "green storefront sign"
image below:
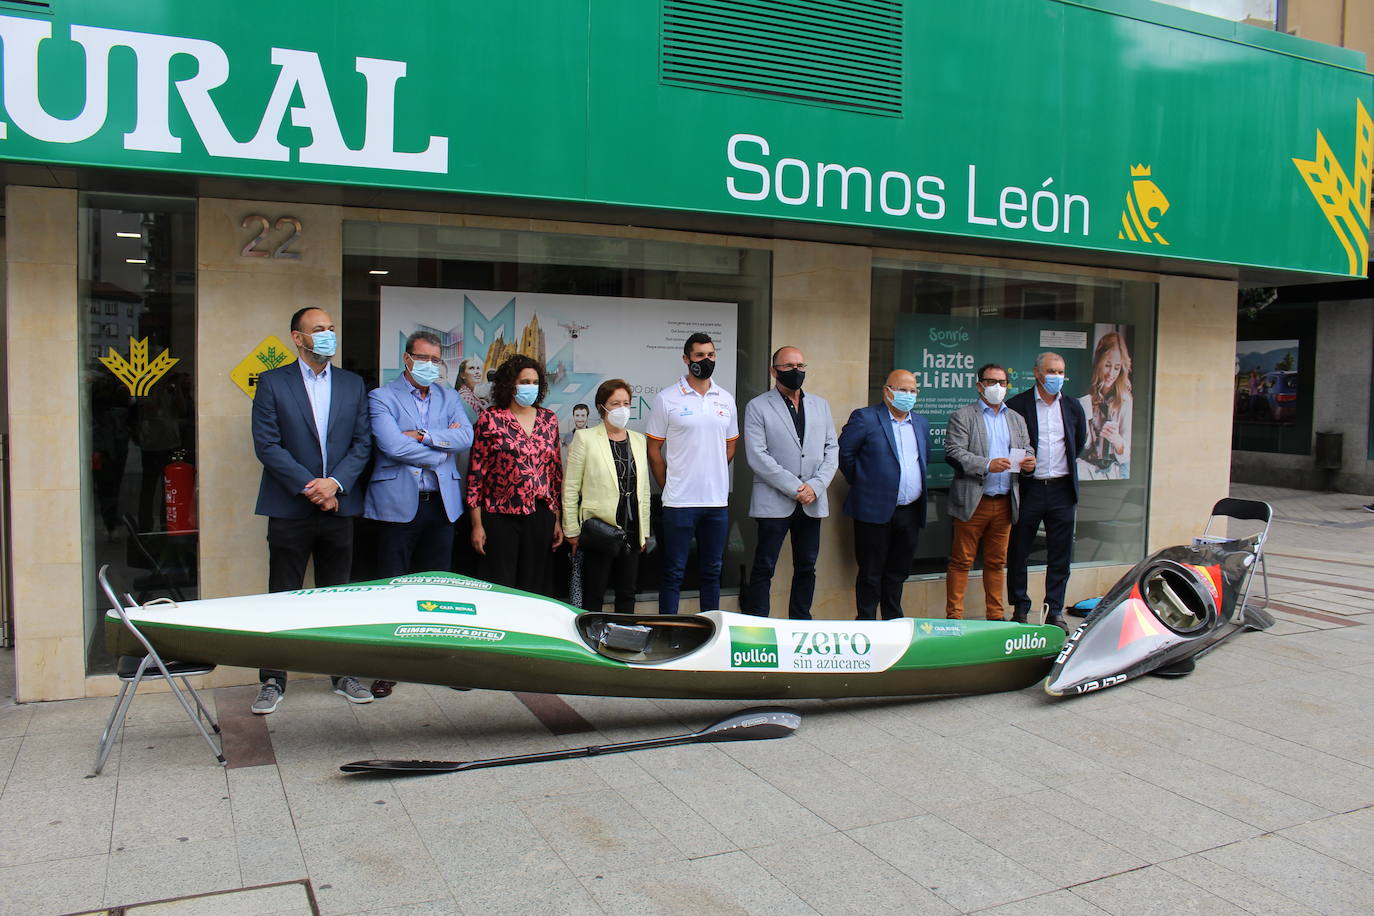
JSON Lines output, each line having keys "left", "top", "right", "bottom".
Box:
{"left": 0, "top": 0, "right": 1368, "bottom": 276}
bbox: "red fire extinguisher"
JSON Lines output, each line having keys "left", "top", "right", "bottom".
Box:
{"left": 163, "top": 450, "right": 197, "bottom": 534}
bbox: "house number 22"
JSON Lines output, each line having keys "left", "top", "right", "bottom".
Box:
{"left": 240, "top": 214, "right": 303, "bottom": 260}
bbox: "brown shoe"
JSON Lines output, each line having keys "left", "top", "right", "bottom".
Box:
{"left": 370, "top": 680, "right": 396, "bottom": 699}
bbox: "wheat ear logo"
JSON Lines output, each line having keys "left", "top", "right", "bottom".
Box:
{"left": 99, "top": 337, "right": 178, "bottom": 396}
{"left": 1118, "top": 164, "right": 1170, "bottom": 245}
{"left": 1293, "top": 99, "right": 1372, "bottom": 277}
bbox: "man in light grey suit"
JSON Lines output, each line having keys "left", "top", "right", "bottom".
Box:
{"left": 741, "top": 346, "right": 839, "bottom": 619}
{"left": 943, "top": 363, "right": 1035, "bottom": 620}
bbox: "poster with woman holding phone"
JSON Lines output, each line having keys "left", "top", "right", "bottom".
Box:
{"left": 1078, "top": 325, "right": 1133, "bottom": 480}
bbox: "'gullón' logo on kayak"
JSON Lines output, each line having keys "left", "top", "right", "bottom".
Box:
{"left": 394, "top": 625, "right": 504, "bottom": 642}
{"left": 417, "top": 600, "right": 476, "bottom": 614}
{"left": 1004, "top": 633, "right": 1048, "bottom": 655}
{"left": 729, "top": 626, "right": 778, "bottom": 668}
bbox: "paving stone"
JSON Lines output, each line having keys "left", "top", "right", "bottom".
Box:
{"left": 1278, "top": 807, "right": 1374, "bottom": 876}
{"left": 25, "top": 696, "right": 119, "bottom": 735}
{"left": 0, "top": 702, "right": 33, "bottom": 739}
{"left": 746, "top": 831, "right": 957, "bottom": 915}
{"left": 1157, "top": 854, "right": 1324, "bottom": 915}
{"left": 297, "top": 814, "right": 449, "bottom": 915}
{"left": 0, "top": 852, "right": 108, "bottom": 915}
{"left": 130, "top": 881, "right": 312, "bottom": 915}
{"left": 976, "top": 889, "right": 1111, "bottom": 915}
{"left": 1199, "top": 833, "right": 1374, "bottom": 915}
{"left": 0, "top": 736, "right": 20, "bottom": 793}
{"left": 581, "top": 850, "right": 815, "bottom": 915}
{"left": 227, "top": 765, "right": 295, "bottom": 837}
{"left": 276, "top": 762, "right": 408, "bottom": 831}
{"left": 414, "top": 801, "right": 567, "bottom": 900}
{"left": 1053, "top": 772, "right": 1258, "bottom": 854}
{"left": 520, "top": 788, "right": 688, "bottom": 876}
{"left": 643, "top": 744, "right": 833, "bottom": 849}
{"left": 103, "top": 837, "right": 243, "bottom": 910}
{"left": 616, "top": 780, "right": 737, "bottom": 859}
{"left": 0, "top": 779, "right": 116, "bottom": 868}
{"left": 8, "top": 728, "right": 117, "bottom": 789}
{"left": 938, "top": 796, "right": 1145, "bottom": 886}
{"left": 849, "top": 814, "right": 1057, "bottom": 912}
{"left": 1071, "top": 864, "right": 1254, "bottom": 915}
{"left": 111, "top": 766, "right": 234, "bottom": 851}
{"left": 235, "top": 831, "right": 308, "bottom": 888}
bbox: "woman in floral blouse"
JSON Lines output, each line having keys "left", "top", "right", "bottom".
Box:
{"left": 467, "top": 354, "right": 563, "bottom": 594}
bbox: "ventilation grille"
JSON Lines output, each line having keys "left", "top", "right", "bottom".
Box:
{"left": 662, "top": 0, "right": 903, "bottom": 117}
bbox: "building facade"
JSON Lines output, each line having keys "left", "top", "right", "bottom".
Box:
{"left": 1, "top": 0, "right": 1368, "bottom": 700}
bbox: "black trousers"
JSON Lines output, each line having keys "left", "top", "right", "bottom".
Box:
{"left": 261, "top": 511, "right": 354, "bottom": 689}
{"left": 852, "top": 502, "right": 923, "bottom": 620}
{"left": 579, "top": 539, "right": 641, "bottom": 612}
{"left": 1008, "top": 476, "right": 1077, "bottom": 616}
{"left": 376, "top": 493, "right": 455, "bottom": 578}
{"left": 482, "top": 506, "right": 555, "bottom": 596}
{"left": 743, "top": 506, "right": 822, "bottom": 619}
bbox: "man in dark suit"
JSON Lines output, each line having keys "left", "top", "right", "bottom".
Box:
{"left": 1006, "top": 351, "right": 1088, "bottom": 629}
{"left": 250, "top": 307, "right": 373, "bottom": 714}
{"left": 838, "top": 369, "right": 930, "bottom": 620}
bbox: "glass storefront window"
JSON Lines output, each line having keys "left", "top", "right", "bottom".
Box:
{"left": 79, "top": 194, "right": 197, "bottom": 673}
{"left": 871, "top": 259, "right": 1156, "bottom": 573}
{"left": 342, "top": 222, "right": 771, "bottom": 604}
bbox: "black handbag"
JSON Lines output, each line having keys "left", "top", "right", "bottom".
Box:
{"left": 578, "top": 517, "right": 628, "bottom": 555}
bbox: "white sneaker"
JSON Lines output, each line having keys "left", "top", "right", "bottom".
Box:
{"left": 333, "top": 676, "right": 374, "bottom": 704}
{"left": 251, "top": 681, "right": 283, "bottom": 715}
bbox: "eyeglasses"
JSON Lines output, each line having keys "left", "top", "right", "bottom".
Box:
{"left": 773, "top": 363, "right": 808, "bottom": 371}
{"left": 979, "top": 378, "right": 1008, "bottom": 386}
{"left": 407, "top": 353, "right": 443, "bottom": 364}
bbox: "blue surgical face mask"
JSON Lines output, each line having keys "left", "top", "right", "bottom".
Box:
{"left": 408, "top": 358, "right": 441, "bottom": 387}
{"left": 1041, "top": 373, "right": 1065, "bottom": 395}
{"left": 888, "top": 387, "right": 917, "bottom": 413}
{"left": 513, "top": 383, "right": 539, "bottom": 407}
{"left": 306, "top": 329, "right": 337, "bottom": 358}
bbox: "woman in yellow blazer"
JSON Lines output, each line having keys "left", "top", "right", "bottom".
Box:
{"left": 563, "top": 379, "right": 652, "bottom": 612}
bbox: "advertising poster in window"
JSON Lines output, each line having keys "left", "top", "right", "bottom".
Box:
{"left": 379, "top": 288, "right": 738, "bottom": 442}
{"left": 1234, "top": 339, "right": 1299, "bottom": 426}
{"left": 894, "top": 315, "right": 1135, "bottom": 485}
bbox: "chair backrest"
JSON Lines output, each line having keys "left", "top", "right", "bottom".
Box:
{"left": 97, "top": 565, "right": 161, "bottom": 661}
{"left": 1210, "top": 498, "right": 1272, "bottom": 524}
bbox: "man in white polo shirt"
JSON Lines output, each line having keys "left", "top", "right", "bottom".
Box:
{"left": 646, "top": 332, "right": 739, "bottom": 614}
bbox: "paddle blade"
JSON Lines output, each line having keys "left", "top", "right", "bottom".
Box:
{"left": 339, "top": 759, "right": 462, "bottom": 774}
{"left": 692, "top": 707, "right": 801, "bottom": 743}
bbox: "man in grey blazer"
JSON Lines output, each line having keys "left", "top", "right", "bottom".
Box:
{"left": 943, "top": 363, "right": 1035, "bottom": 620}
{"left": 741, "top": 347, "right": 839, "bottom": 619}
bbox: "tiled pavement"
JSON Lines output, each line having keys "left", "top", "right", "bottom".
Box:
{"left": 1, "top": 485, "right": 1371, "bottom": 915}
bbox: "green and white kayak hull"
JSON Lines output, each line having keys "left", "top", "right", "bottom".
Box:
{"left": 107, "top": 572, "right": 1065, "bottom": 699}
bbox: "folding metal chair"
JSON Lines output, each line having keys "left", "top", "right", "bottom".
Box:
{"left": 1201, "top": 497, "right": 1273, "bottom": 614}
{"left": 92, "top": 565, "right": 225, "bottom": 776}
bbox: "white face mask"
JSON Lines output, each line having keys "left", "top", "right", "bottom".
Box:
{"left": 981, "top": 383, "right": 1007, "bottom": 406}
{"left": 605, "top": 406, "right": 632, "bottom": 429}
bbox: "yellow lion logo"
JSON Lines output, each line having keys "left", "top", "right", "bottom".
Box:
{"left": 1118, "top": 165, "right": 1170, "bottom": 246}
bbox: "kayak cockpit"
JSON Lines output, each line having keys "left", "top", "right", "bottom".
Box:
{"left": 578, "top": 613, "right": 715, "bottom": 663}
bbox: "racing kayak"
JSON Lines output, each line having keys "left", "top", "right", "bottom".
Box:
{"left": 107, "top": 571, "right": 1065, "bottom": 699}
{"left": 1044, "top": 535, "right": 1274, "bottom": 697}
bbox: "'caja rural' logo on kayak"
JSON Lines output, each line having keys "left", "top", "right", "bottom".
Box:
{"left": 417, "top": 600, "right": 476, "bottom": 615}
{"left": 729, "top": 626, "right": 778, "bottom": 668}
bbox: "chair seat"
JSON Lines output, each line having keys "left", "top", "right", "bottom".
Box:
{"left": 115, "top": 654, "right": 216, "bottom": 680}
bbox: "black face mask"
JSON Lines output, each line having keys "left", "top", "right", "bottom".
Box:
{"left": 688, "top": 356, "right": 716, "bottom": 380}
{"left": 774, "top": 368, "right": 805, "bottom": 390}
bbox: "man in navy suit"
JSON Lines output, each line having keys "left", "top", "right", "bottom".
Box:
{"left": 1006, "top": 352, "right": 1088, "bottom": 629}
{"left": 838, "top": 369, "right": 931, "bottom": 620}
{"left": 250, "top": 307, "right": 373, "bottom": 714}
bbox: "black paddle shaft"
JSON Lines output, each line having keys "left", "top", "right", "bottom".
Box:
{"left": 340, "top": 706, "right": 801, "bottom": 774}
